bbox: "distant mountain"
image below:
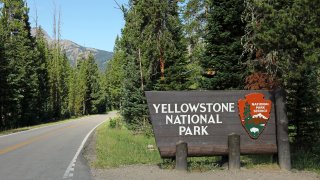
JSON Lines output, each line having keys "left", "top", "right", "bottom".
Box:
{"left": 31, "top": 28, "right": 113, "bottom": 71}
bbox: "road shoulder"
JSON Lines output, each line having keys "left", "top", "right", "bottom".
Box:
{"left": 83, "top": 129, "right": 320, "bottom": 180}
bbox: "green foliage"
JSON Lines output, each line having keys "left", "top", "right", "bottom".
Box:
{"left": 241, "top": 155, "right": 276, "bottom": 168}
{"left": 109, "top": 0, "right": 190, "bottom": 128}
{"left": 104, "top": 37, "right": 125, "bottom": 110}
{"left": 0, "top": 0, "right": 39, "bottom": 128}
{"left": 159, "top": 156, "right": 222, "bottom": 172}
{"left": 0, "top": 0, "right": 319, "bottom": 160}
{"left": 242, "top": 0, "right": 320, "bottom": 144}
{"left": 244, "top": 102, "right": 252, "bottom": 123}
{"left": 108, "top": 116, "right": 123, "bottom": 129}
{"left": 200, "top": 0, "right": 246, "bottom": 90}
{"left": 187, "top": 157, "right": 221, "bottom": 172}
{"left": 182, "top": 0, "right": 208, "bottom": 89}
{"left": 0, "top": 1, "right": 107, "bottom": 131}
{"left": 121, "top": 59, "right": 148, "bottom": 125}
{"left": 47, "top": 49, "right": 70, "bottom": 118}
{"left": 34, "top": 27, "right": 50, "bottom": 121}
{"left": 95, "top": 121, "right": 161, "bottom": 168}
{"left": 182, "top": 0, "right": 208, "bottom": 51}
{"left": 292, "top": 148, "right": 320, "bottom": 174}
{"left": 158, "top": 158, "right": 175, "bottom": 169}
{"left": 0, "top": 115, "right": 84, "bottom": 136}
{"left": 0, "top": 1, "right": 9, "bottom": 129}
{"left": 68, "top": 54, "right": 105, "bottom": 116}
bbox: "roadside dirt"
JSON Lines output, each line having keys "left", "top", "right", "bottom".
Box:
{"left": 83, "top": 131, "right": 319, "bottom": 180}
{"left": 91, "top": 165, "right": 319, "bottom": 180}
{"left": 83, "top": 130, "right": 98, "bottom": 168}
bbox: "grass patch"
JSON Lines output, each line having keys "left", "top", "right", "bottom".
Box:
{"left": 187, "top": 157, "right": 221, "bottom": 172}
{"left": 94, "top": 118, "right": 162, "bottom": 168}
{"left": 0, "top": 116, "right": 85, "bottom": 136}
{"left": 159, "top": 155, "right": 279, "bottom": 172}
{"left": 292, "top": 149, "right": 320, "bottom": 174}
{"left": 241, "top": 151, "right": 320, "bottom": 174}
{"left": 158, "top": 157, "right": 222, "bottom": 172}
{"left": 0, "top": 127, "right": 31, "bottom": 135}
{"left": 241, "top": 155, "right": 276, "bottom": 168}
{"left": 93, "top": 116, "right": 320, "bottom": 174}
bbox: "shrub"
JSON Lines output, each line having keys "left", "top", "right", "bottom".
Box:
{"left": 109, "top": 117, "right": 123, "bottom": 129}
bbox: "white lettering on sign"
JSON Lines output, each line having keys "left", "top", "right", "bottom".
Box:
{"left": 166, "top": 114, "right": 221, "bottom": 125}
{"left": 153, "top": 103, "right": 235, "bottom": 136}
{"left": 153, "top": 104, "right": 161, "bottom": 113}
{"left": 179, "top": 126, "right": 208, "bottom": 136}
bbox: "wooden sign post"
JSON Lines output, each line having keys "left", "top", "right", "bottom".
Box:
{"left": 228, "top": 133, "right": 240, "bottom": 170}
{"left": 145, "top": 90, "right": 291, "bottom": 170}
{"left": 274, "top": 89, "right": 291, "bottom": 170}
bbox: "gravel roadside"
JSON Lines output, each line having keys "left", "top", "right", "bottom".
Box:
{"left": 91, "top": 165, "right": 319, "bottom": 180}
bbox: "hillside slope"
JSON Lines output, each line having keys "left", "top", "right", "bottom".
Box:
{"left": 31, "top": 28, "right": 113, "bottom": 71}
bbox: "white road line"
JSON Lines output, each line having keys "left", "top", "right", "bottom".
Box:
{"left": 63, "top": 119, "right": 107, "bottom": 179}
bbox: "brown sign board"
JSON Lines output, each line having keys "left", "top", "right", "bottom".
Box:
{"left": 145, "top": 91, "right": 278, "bottom": 158}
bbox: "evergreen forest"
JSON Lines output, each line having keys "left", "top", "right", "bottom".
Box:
{"left": 1, "top": 0, "right": 319, "bottom": 150}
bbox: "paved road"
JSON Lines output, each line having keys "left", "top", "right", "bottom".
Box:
{"left": 0, "top": 111, "right": 117, "bottom": 180}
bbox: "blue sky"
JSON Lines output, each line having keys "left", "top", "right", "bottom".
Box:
{"left": 26, "top": 0, "right": 128, "bottom": 52}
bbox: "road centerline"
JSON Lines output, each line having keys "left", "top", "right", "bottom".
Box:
{"left": 0, "top": 123, "right": 82, "bottom": 155}
{"left": 0, "top": 113, "right": 116, "bottom": 180}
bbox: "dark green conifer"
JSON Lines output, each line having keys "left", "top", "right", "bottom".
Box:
{"left": 0, "top": 0, "right": 39, "bottom": 127}
{"left": 200, "top": 0, "right": 246, "bottom": 90}
{"left": 242, "top": 0, "right": 320, "bottom": 144}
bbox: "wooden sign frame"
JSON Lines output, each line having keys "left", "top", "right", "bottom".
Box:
{"left": 145, "top": 89, "right": 291, "bottom": 170}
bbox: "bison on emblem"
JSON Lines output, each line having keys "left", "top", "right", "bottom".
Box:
{"left": 238, "top": 93, "right": 272, "bottom": 139}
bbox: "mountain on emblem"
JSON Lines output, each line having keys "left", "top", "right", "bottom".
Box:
{"left": 252, "top": 113, "right": 268, "bottom": 119}
{"left": 238, "top": 93, "right": 272, "bottom": 139}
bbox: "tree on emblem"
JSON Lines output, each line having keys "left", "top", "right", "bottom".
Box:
{"left": 238, "top": 93, "right": 272, "bottom": 139}
{"left": 244, "top": 102, "right": 252, "bottom": 123}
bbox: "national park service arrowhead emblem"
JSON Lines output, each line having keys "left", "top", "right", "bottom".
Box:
{"left": 238, "top": 93, "right": 272, "bottom": 139}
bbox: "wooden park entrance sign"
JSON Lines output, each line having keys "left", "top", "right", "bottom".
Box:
{"left": 145, "top": 90, "right": 291, "bottom": 170}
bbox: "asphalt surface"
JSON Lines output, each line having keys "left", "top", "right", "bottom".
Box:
{"left": 0, "top": 111, "right": 117, "bottom": 180}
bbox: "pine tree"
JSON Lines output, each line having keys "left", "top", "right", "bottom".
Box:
{"left": 67, "top": 67, "right": 77, "bottom": 116}
{"left": 104, "top": 36, "right": 125, "bottom": 110}
{"left": 47, "top": 48, "right": 71, "bottom": 119}
{"left": 0, "top": 5, "right": 9, "bottom": 130}
{"left": 244, "top": 102, "right": 252, "bottom": 123}
{"left": 121, "top": 58, "right": 148, "bottom": 125}
{"left": 242, "top": 0, "right": 320, "bottom": 144}
{"left": 0, "top": 0, "right": 40, "bottom": 127}
{"left": 92, "top": 72, "right": 106, "bottom": 114}
{"left": 85, "top": 54, "right": 101, "bottom": 114}
{"left": 68, "top": 56, "right": 86, "bottom": 116}
{"left": 200, "top": 0, "right": 246, "bottom": 90}
{"left": 183, "top": 0, "right": 208, "bottom": 53}
{"left": 34, "top": 27, "right": 50, "bottom": 121}
{"left": 118, "top": 0, "right": 189, "bottom": 126}
{"left": 182, "top": 0, "right": 209, "bottom": 89}
{"left": 140, "top": 0, "right": 189, "bottom": 90}
{"left": 80, "top": 56, "right": 93, "bottom": 115}
{"left": 69, "top": 54, "right": 102, "bottom": 116}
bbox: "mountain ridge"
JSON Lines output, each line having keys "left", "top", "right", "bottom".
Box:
{"left": 31, "top": 28, "right": 113, "bottom": 71}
